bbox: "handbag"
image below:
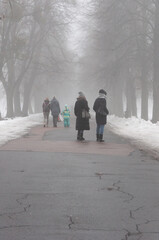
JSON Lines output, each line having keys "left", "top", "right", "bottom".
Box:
{"left": 97, "top": 106, "right": 108, "bottom": 116}
{"left": 82, "top": 109, "right": 91, "bottom": 119}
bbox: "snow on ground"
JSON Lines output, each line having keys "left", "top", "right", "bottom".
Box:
{"left": 108, "top": 115, "right": 159, "bottom": 157}
{"left": 0, "top": 113, "right": 159, "bottom": 158}
{"left": 0, "top": 114, "right": 43, "bottom": 146}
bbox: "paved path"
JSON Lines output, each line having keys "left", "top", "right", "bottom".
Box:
{"left": 0, "top": 118, "right": 159, "bottom": 240}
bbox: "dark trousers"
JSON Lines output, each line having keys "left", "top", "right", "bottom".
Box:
{"left": 53, "top": 115, "right": 58, "bottom": 127}
{"left": 78, "top": 130, "right": 84, "bottom": 136}
{"left": 43, "top": 112, "right": 49, "bottom": 126}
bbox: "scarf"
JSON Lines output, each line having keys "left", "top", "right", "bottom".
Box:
{"left": 99, "top": 93, "right": 106, "bottom": 99}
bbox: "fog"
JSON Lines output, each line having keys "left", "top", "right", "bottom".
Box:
{"left": 0, "top": 0, "right": 159, "bottom": 122}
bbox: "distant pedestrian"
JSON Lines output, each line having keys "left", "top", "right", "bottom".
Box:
{"left": 42, "top": 98, "right": 50, "bottom": 127}
{"left": 62, "top": 104, "right": 70, "bottom": 127}
{"left": 50, "top": 96, "right": 61, "bottom": 127}
{"left": 74, "top": 92, "right": 90, "bottom": 141}
{"left": 93, "top": 89, "right": 109, "bottom": 142}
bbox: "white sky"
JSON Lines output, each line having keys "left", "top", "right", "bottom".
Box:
{"left": 0, "top": 113, "right": 159, "bottom": 158}
{"left": 68, "top": 0, "right": 93, "bottom": 57}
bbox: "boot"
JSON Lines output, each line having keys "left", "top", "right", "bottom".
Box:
{"left": 80, "top": 132, "right": 85, "bottom": 141}
{"left": 99, "top": 134, "right": 104, "bottom": 142}
{"left": 96, "top": 134, "right": 100, "bottom": 142}
{"left": 77, "top": 133, "right": 80, "bottom": 140}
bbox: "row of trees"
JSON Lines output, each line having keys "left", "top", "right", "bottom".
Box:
{"left": 77, "top": 0, "right": 159, "bottom": 122}
{"left": 0, "top": 0, "right": 76, "bottom": 117}
{"left": 1, "top": 0, "right": 159, "bottom": 123}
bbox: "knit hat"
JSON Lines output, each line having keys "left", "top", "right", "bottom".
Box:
{"left": 78, "top": 91, "right": 85, "bottom": 98}
{"left": 99, "top": 89, "right": 106, "bottom": 95}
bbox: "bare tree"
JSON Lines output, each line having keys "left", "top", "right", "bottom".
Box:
{"left": 0, "top": 0, "right": 78, "bottom": 117}
{"left": 152, "top": 1, "right": 159, "bottom": 122}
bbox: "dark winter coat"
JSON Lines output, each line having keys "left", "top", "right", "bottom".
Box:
{"left": 42, "top": 100, "right": 50, "bottom": 113}
{"left": 50, "top": 97, "right": 60, "bottom": 117}
{"left": 74, "top": 97, "right": 90, "bottom": 130}
{"left": 93, "top": 97, "right": 109, "bottom": 125}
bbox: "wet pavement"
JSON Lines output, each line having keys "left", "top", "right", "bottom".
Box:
{"left": 0, "top": 118, "right": 159, "bottom": 240}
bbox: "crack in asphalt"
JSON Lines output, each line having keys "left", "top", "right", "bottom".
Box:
{"left": 67, "top": 215, "right": 75, "bottom": 229}
{"left": 124, "top": 209, "right": 159, "bottom": 239}
{"left": 0, "top": 194, "right": 31, "bottom": 220}
{"left": 95, "top": 178, "right": 134, "bottom": 203}
{"left": 122, "top": 228, "right": 142, "bottom": 240}
{"left": 16, "top": 194, "right": 31, "bottom": 212}
{"left": 129, "top": 206, "right": 144, "bottom": 220}
{"left": 0, "top": 224, "right": 31, "bottom": 230}
{"left": 112, "top": 180, "right": 134, "bottom": 203}
{"left": 95, "top": 172, "right": 121, "bottom": 179}
{"left": 94, "top": 175, "right": 159, "bottom": 239}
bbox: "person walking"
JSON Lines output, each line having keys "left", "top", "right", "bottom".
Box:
{"left": 42, "top": 98, "right": 50, "bottom": 127}
{"left": 74, "top": 92, "right": 90, "bottom": 141}
{"left": 62, "top": 104, "right": 70, "bottom": 127}
{"left": 50, "top": 96, "right": 61, "bottom": 127}
{"left": 93, "top": 89, "right": 109, "bottom": 142}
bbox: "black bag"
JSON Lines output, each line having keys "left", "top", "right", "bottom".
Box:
{"left": 97, "top": 105, "right": 109, "bottom": 116}
{"left": 82, "top": 109, "right": 91, "bottom": 119}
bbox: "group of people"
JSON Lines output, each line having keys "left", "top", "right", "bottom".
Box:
{"left": 42, "top": 97, "right": 70, "bottom": 128}
{"left": 42, "top": 89, "right": 109, "bottom": 142}
{"left": 74, "top": 89, "right": 109, "bottom": 142}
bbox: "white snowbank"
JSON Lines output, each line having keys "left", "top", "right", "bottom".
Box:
{"left": 0, "top": 114, "right": 43, "bottom": 146}
{"left": 108, "top": 115, "right": 159, "bottom": 157}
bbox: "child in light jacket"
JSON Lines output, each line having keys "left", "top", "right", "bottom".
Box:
{"left": 62, "top": 104, "right": 70, "bottom": 127}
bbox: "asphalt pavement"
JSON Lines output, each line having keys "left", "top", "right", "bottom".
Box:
{"left": 0, "top": 117, "right": 159, "bottom": 240}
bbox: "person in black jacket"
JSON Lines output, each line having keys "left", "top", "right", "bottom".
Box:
{"left": 93, "top": 89, "right": 109, "bottom": 142}
{"left": 50, "top": 96, "right": 61, "bottom": 127}
{"left": 74, "top": 92, "right": 90, "bottom": 141}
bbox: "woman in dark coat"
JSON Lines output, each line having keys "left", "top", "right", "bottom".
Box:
{"left": 74, "top": 92, "right": 90, "bottom": 141}
{"left": 93, "top": 89, "right": 109, "bottom": 142}
{"left": 42, "top": 98, "right": 50, "bottom": 127}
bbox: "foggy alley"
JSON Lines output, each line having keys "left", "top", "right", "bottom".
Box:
{"left": 0, "top": 119, "right": 159, "bottom": 240}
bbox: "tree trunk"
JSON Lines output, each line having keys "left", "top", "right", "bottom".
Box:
{"left": 140, "top": 1, "right": 149, "bottom": 121}
{"left": 6, "top": 88, "right": 14, "bottom": 118}
{"left": 22, "top": 81, "right": 33, "bottom": 116}
{"left": 125, "top": 74, "right": 137, "bottom": 118}
{"left": 125, "top": 80, "right": 132, "bottom": 118}
{"left": 152, "top": 2, "right": 159, "bottom": 123}
{"left": 34, "top": 93, "right": 42, "bottom": 114}
{"left": 113, "top": 81, "right": 124, "bottom": 117}
{"left": 141, "top": 80, "right": 148, "bottom": 120}
{"left": 29, "top": 101, "right": 33, "bottom": 114}
{"left": 14, "top": 88, "right": 22, "bottom": 116}
{"left": 5, "top": 61, "right": 15, "bottom": 118}
{"left": 131, "top": 85, "right": 137, "bottom": 117}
